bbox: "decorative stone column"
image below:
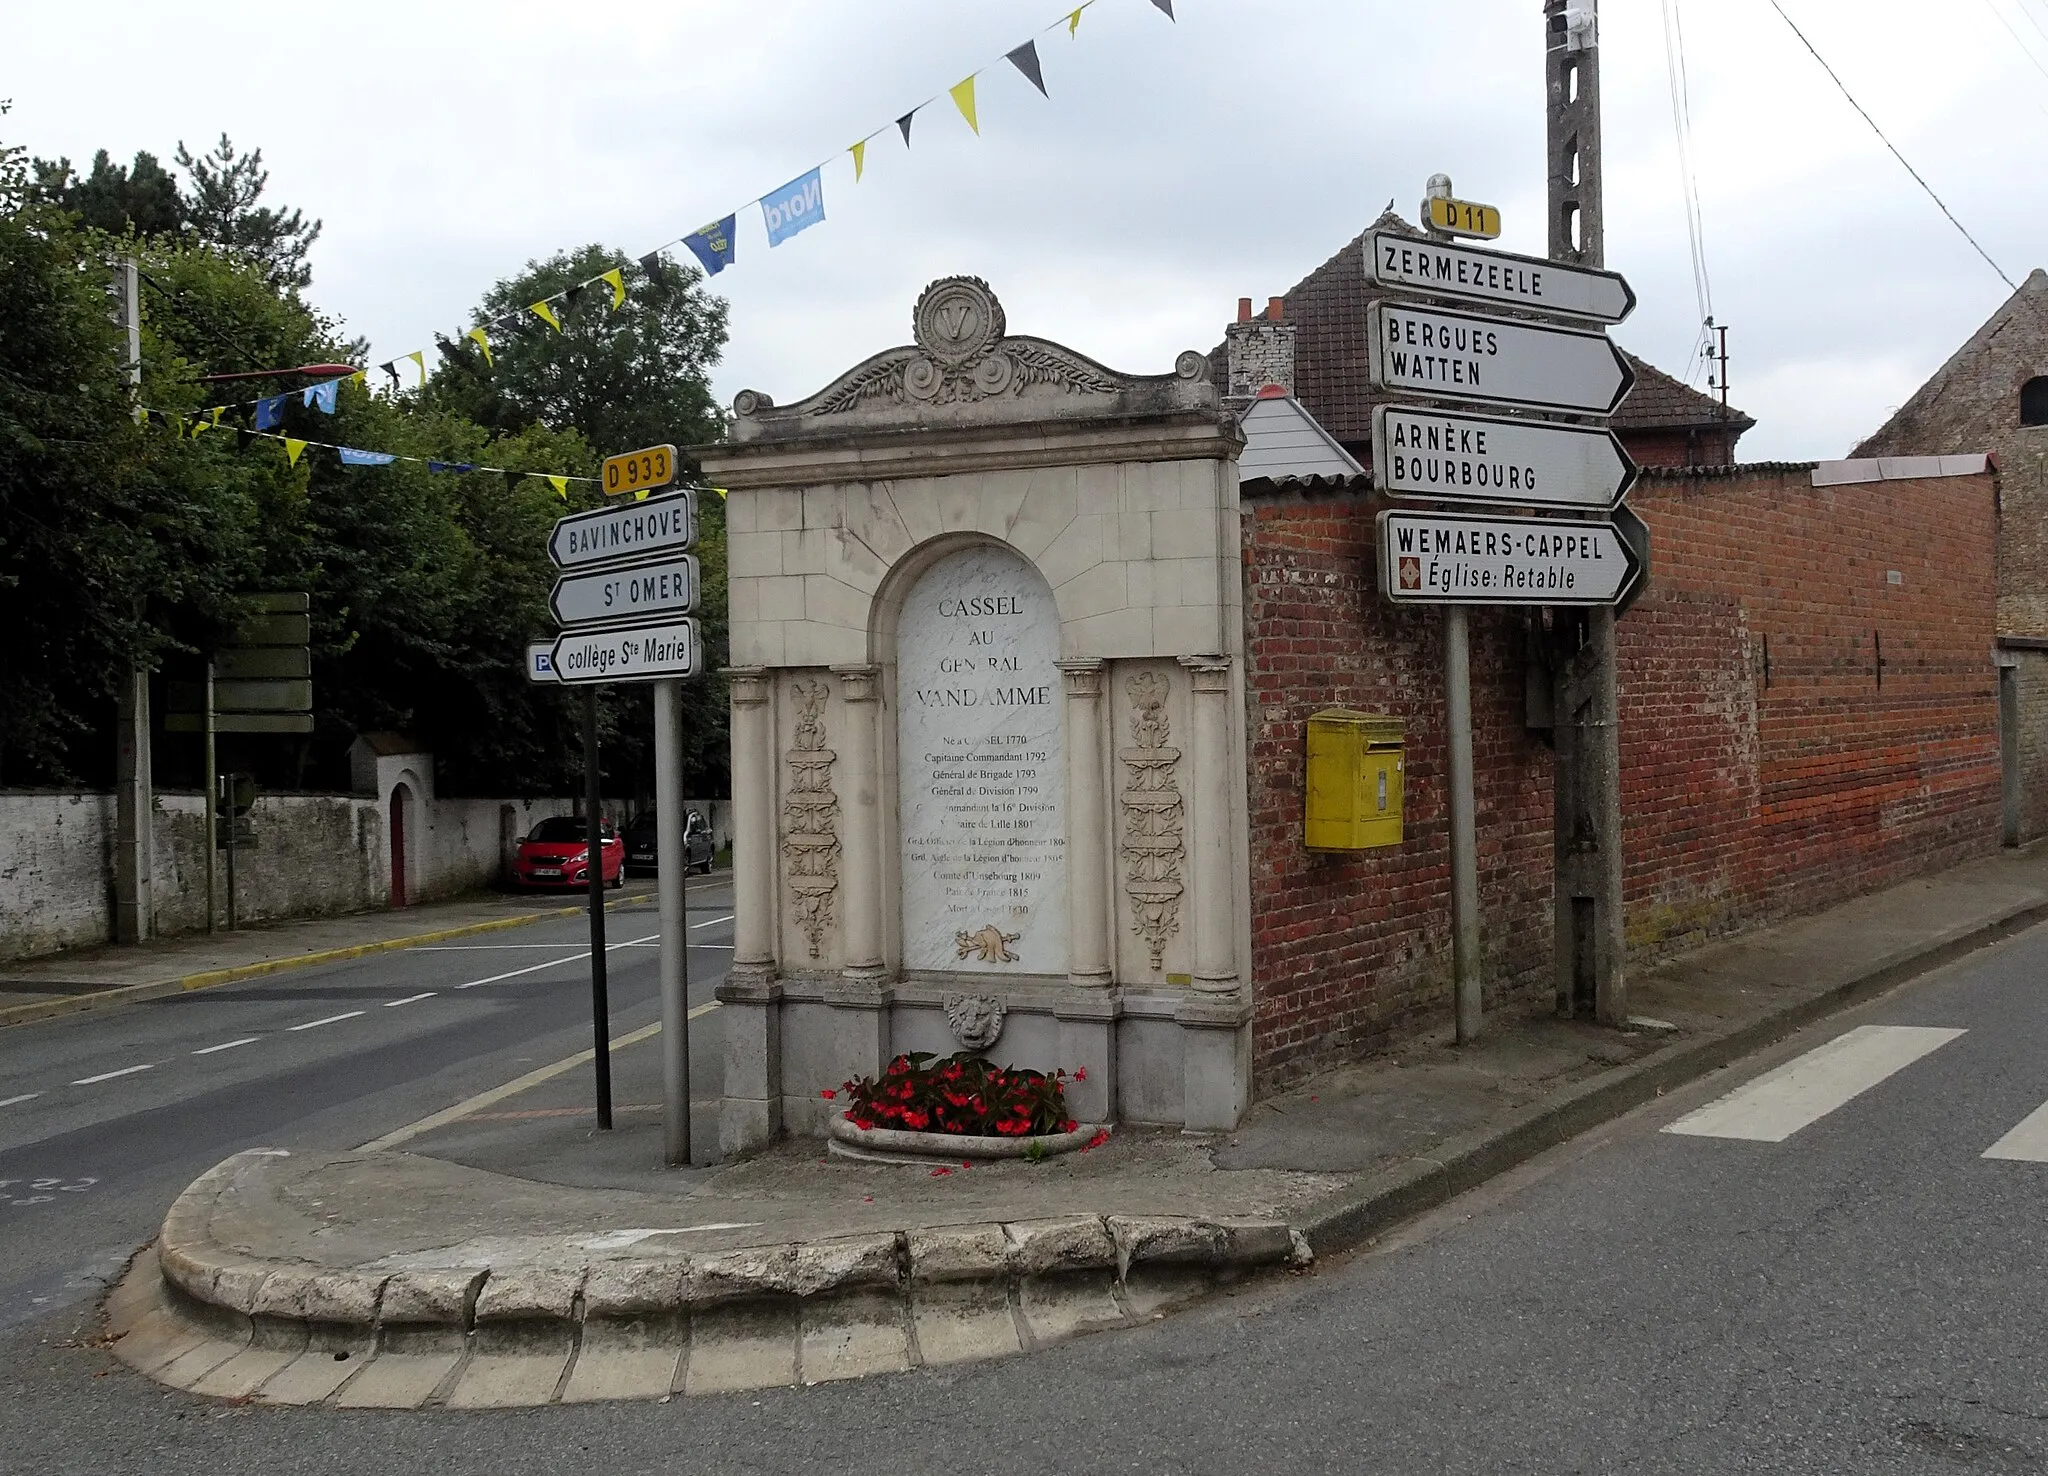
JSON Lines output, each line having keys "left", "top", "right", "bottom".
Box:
{"left": 1176, "top": 655, "right": 1248, "bottom": 1133}
{"left": 1056, "top": 660, "right": 1115, "bottom": 1121}
{"left": 831, "top": 664, "right": 886, "bottom": 982}
{"left": 720, "top": 667, "right": 781, "bottom": 1155}
{"left": 1179, "top": 656, "right": 1239, "bottom": 994}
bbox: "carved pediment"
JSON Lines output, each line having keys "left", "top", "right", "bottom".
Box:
{"left": 729, "top": 276, "right": 1217, "bottom": 441}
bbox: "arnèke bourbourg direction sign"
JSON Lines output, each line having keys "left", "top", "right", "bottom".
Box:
{"left": 1378, "top": 509, "right": 1641, "bottom": 607}
{"left": 549, "top": 554, "right": 700, "bottom": 628}
{"left": 550, "top": 619, "right": 704, "bottom": 685}
{"left": 1372, "top": 406, "right": 1639, "bottom": 511}
{"left": 1367, "top": 301, "right": 1635, "bottom": 417}
{"left": 547, "top": 491, "right": 697, "bottom": 571}
{"left": 1365, "top": 230, "right": 1636, "bottom": 324}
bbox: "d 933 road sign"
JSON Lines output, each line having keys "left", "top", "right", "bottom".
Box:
{"left": 550, "top": 619, "right": 703, "bottom": 685}
{"left": 1378, "top": 509, "right": 1641, "bottom": 607}
{"left": 1368, "top": 302, "right": 1635, "bottom": 416}
{"left": 1372, "top": 406, "right": 1638, "bottom": 511}
{"left": 1366, "top": 231, "right": 1635, "bottom": 323}
{"left": 601, "top": 442, "right": 677, "bottom": 497}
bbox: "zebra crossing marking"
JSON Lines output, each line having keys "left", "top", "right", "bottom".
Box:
{"left": 1662, "top": 1024, "right": 1966, "bottom": 1143}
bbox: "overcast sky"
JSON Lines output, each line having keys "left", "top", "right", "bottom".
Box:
{"left": 8, "top": 0, "right": 2039, "bottom": 461}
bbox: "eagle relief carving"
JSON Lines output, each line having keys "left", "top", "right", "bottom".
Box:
{"left": 954, "top": 923, "right": 1021, "bottom": 964}
{"left": 781, "top": 677, "right": 839, "bottom": 960}
{"left": 1118, "top": 670, "right": 1186, "bottom": 972}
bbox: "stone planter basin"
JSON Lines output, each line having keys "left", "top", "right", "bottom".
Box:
{"left": 827, "top": 1116, "right": 1108, "bottom": 1165}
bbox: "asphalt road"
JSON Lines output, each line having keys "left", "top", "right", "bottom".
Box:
{"left": 0, "top": 875, "right": 734, "bottom": 1334}
{"left": 5, "top": 896, "right": 2048, "bottom": 1475}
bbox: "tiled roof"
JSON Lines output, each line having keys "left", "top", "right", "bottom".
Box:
{"left": 1217, "top": 210, "right": 1749, "bottom": 442}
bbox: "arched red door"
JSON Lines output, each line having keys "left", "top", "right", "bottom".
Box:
{"left": 389, "top": 788, "right": 408, "bottom": 908}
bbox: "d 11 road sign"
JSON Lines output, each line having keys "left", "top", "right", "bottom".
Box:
{"left": 1365, "top": 230, "right": 1635, "bottom": 323}
{"left": 1372, "top": 405, "right": 1639, "bottom": 511}
{"left": 550, "top": 554, "right": 699, "bottom": 629}
{"left": 1423, "top": 195, "right": 1501, "bottom": 240}
{"left": 1367, "top": 302, "right": 1635, "bottom": 416}
{"left": 1378, "top": 509, "right": 1642, "bottom": 607}
{"left": 550, "top": 618, "right": 704, "bottom": 685}
{"left": 548, "top": 491, "right": 696, "bottom": 571}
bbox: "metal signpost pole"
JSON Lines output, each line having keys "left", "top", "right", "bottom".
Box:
{"left": 653, "top": 679, "right": 692, "bottom": 1166}
{"left": 1546, "top": 0, "right": 1628, "bottom": 1025}
{"left": 203, "top": 659, "right": 218, "bottom": 935}
{"left": 585, "top": 687, "right": 613, "bottom": 1129}
{"left": 224, "top": 775, "right": 239, "bottom": 931}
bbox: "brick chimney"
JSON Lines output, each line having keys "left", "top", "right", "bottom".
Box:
{"left": 1225, "top": 295, "right": 1295, "bottom": 412}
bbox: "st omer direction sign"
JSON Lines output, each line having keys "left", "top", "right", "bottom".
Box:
{"left": 1367, "top": 301, "right": 1635, "bottom": 416}
{"left": 1378, "top": 509, "right": 1642, "bottom": 607}
{"left": 1365, "top": 230, "right": 1636, "bottom": 324}
{"left": 549, "top": 555, "right": 700, "bottom": 628}
{"left": 1372, "top": 406, "right": 1639, "bottom": 511}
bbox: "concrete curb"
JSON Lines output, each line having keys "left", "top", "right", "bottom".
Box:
{"left": 1294, "top": 887, "right": 2048, "bottom": 1260}
{"left": 0, "top": 885, "right": 663, "bottom": 1031}
{"left": 123, "top": 1154, "right": 1312, "bottom": 1405}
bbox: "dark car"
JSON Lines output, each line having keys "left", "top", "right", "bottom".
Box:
{"left": 511, "top": 816, "right": 623, "bottom": 891}
{"left": 623, "top": 809, "right": 715, "bottom": 876}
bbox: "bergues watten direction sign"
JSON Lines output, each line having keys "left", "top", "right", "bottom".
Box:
{"left": 1378, "top": 509, "right": 1641, "bottom": 607}
{"left": 549, "top": 555, "right": 700, "bottom": 628}
{"left": 1372, "top": 406, "right": 1638, "bottom": 511}
{"left": 550, "top": 620, "right": 704, "bottom": 685}
{"left": 547, "top": 492, "right": 697, "bottom": 571}
{"left": 1365, "top": 230, "right": 1636, "bottom": 323}
{"left": 1367, "top": 301, "right": 1635, "bottom": 416}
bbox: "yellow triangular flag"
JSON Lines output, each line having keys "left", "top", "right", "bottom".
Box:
{"left": 850, "top": 139, "right": 866, "bottom": 182}
{"left": 546, "top": 475, "right": 569, "bottom": 500}
{"left": 351, "top": 370, "right": 367, "bottom": 395}
{"left": 210, "top": 406, "right": 226, "bottom": 425}
{"left": 406, "top": 349, "right": 426, "bottom": 385}
{"left": 712, "top": 487, "right": 728, "bottom": 500}
{"left": 189, "top": 416, "right": 210, "bottom": 438}
{"left": 601, "top": 267, "right": 626, "bottom": 310}
{"left": 634, "top": 487, "right": 650, "bottom": 502}
{"left": 466, "top": 326, "right": 494, "bottom": 367}
{"left": 1069, "top": 6, "right": 1084, "bottom": 36}
{"left": 950, "top": 75, "right": 979, "bottom": 134}
{"left": 284, "top": 438, "right": 307, "bottom": 467}
{"left": 530, "top": 300, "right": 562, "bottom": 331}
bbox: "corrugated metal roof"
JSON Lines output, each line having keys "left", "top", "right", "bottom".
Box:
{"left": 1238, "top": 393, "right": 1364, "bottom": 482}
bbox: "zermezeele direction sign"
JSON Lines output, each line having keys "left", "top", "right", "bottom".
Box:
{"left": 1372, "top": 405, "right": 1639, "bottom": 511}
{"left": 1368, "top": 302, "right": 1635, "bottom": 417}
{"left": 547, "top": 490, "right": 697, "bottom": 570}
{"left": 550, "top": 618, "right": 704, "bottom": 686}
{"left": 550, "top": 554, "right": 699, "bottom": 629}
{"left": 1377, "top": 509, "right": 1641, "bottom": 607}
{"left": 1366, "top": 230, "right": 1636, "bottom": 323}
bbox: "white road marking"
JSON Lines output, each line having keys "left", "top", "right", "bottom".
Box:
{"left": 191, "top": 1037, "right": 260, "bottom": 1056}
{"left": 411, "top": 944, "right": 606, "bottom": 951}
{"left": 359, "top": 999, "right": 721, "bottom": 1151}
{"left": 1983, "top": 1100, "right": 2048, "bottom": 1161}
{"left": 71, "top": 1063, "right": 154, "bottom": 1086}
{"left": 1663, "top": 1024, "right": 1966, "bottom": 1142}
{"left": 384, "top": 992, "right": 437, "bottom": 1008}
{"left": 452, "top": 931, "right": 660, "bottom": 989}
{"left": 691, "top": 914, "right": 735, "bottom": 929}
{"left": 287, "top": 1010, "right": 366, "bottom": 1032}
{"left": 0, "top": 1093, "right": 40, "bottom": 1109}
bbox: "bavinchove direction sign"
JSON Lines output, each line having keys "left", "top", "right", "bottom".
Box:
{"left": 1366, "top": 230, "right": 1636, "bottom": 324}
{"left": 1378, "top": 509, "right": 1641, "bottom": 607}
{"left": 1368, "top": 302, "right": 1635, "bottom": 416}
{"left": 1372, "top": 405, "right": 1639, "bottom": 511}
{"left": 550, "top": 554, "right": 700, "bottom": 628}
{"left": 547, "top": 491, "right": 697, "bottom": 571}
{"left": 550, "top": 618, "right": 704, "bottom": 685}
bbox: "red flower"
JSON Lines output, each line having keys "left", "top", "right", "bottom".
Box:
{"left": 850, "top": 1117, "right": 874, "bottom": 1131}
{"left": 903, "top": 1109, "right": 930, "bottom": 1131}
{"left": 1074, "top": 1067, "right": 1087, "bottom": 1081}
{"left": 819, "top": 1088, "right": 837, "bottom": 1100}
{"left": 1063, "top": 1119, "right": 1078, "bottom": 1133}
{"left": 930, "top": 1166, "right": 952, "bottom": 1177}
{"left": 961, "top": 1160, "right": 974, "bottom": 1170}
{"left": 1084, "top": 1129, "right": 1110, "bottom": 1150}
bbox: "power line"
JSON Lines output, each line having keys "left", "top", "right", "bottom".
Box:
{"left": 1763, "top": 0, "right": 2016, "bottom": 290}
{"left": 134, "top": 268, "right": 275, "bottom": 372}
{"left": 1975, "top": 0, "right": 2048, "bottom": 93}
{"left": 1660, "top": 0, "right": 1714, "bottom": 378}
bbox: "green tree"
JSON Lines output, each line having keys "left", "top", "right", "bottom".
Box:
{"left": 32, "top": 148, "right": 185, "bottom": 238}
{"left": 175, "top": 134, "right": 322, "bottom": 290}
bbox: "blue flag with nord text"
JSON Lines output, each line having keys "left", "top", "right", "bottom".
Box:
{"left": 760, "top": 168, "right": 824, "bottom": 247}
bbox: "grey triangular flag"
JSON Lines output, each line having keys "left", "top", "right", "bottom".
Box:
{"left": 896, "top": 109, "right": 916, "bottom": 146}
{"left": 1151, "top": 0, "right": 1174, "bottom": 16}
{"left": 1005, "top": 40, "right": 1048, "bottom": 97}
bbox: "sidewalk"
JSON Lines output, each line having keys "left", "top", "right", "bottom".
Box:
{"left": 0, "top": 881, "right": 659, "bottom": 1028}
{"left": 108, "top": 840, "right": 2048, "bottom": 1408}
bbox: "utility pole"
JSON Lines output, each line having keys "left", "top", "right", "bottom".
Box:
{"left": 653, "top": 680, "right": 693, "bottom": 1166}
{"left": 202, "top": 659, "right": 218, "bottom": 934}
{"left": 585, "top": 688, "right": 614, "bottom": 1129}
{"left": 1546, "top": 0, "right": 1628, "bottom": 1024}
{"left": 110, "top": 255, "right": 153, "bottom": 945}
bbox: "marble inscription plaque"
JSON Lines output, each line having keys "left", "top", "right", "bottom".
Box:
{"left": 897, "top": 545, "right": 1067, "bottom": 973}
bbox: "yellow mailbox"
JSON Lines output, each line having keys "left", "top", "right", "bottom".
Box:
{"left": 1304, "top": 709, "right": 1405, "bottom": 851}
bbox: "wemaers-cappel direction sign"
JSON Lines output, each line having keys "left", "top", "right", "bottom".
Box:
{"left": 549, "top": 554, "right": 699, "bottom": 629}
{"left": 1365, "top": 231, "right": 1636, "bottom": 324}
{"left": 1372, "top": 405, "right": 1639, "bottom": 511}
{"left": 547, "top": 491, "right": 697, "bottom": 571}
{"left": 1367, "top": 302, "right": 1635, "bottom": 417}
{"left": 1378, "top": 509, "right": 1641, "bottom": 607}
{"left": 550, "top": 618, "right": 704, "bottom": 685}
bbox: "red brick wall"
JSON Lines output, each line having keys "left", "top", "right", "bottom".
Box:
{"left": 1242, "top": 469, "right": 2000, "bottom": 1090}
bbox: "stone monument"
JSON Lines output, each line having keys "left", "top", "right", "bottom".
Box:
{"left": 700, "top": 277, "right": 1252, "bottom": 1154}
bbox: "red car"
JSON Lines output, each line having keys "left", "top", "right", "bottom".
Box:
{"left": 512, "top": 816, "right": 624, "bottom": 890}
